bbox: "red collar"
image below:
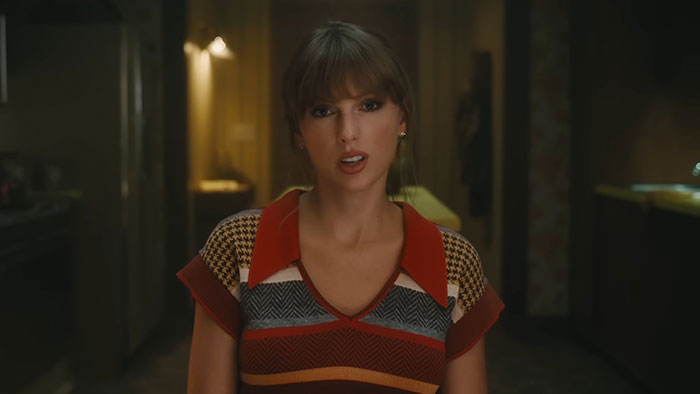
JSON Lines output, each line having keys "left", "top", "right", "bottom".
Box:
{"left": 248, "top": 189, "right": 448, "bottom": 307}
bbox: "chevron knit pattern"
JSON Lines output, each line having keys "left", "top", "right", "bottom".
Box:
{"left": 238, "top": 326, "right": 445, "bottom": 383}
{"left": 360, "top": 285, "right": 457, "bottom": 340}
{"left": 241, "top": 280, "right": 338, "bottom": 330}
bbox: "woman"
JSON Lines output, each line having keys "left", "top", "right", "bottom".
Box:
{"left": 178, "top": 21, "right": 504, "bottom": 394}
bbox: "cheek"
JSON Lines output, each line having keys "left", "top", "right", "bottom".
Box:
{"left": 375, "top": 121, "right": 401, "bottom": 155}
{"left": 299, "top": 122, "right": 331, "bottom": 148}
{"left": 299, "top": 129, "right": 335, "bottom": 169}
{"left": 302, "top": 132, "right": 333, "bottom": 155}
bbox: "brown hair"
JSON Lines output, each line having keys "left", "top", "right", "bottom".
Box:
{"left": 282, "top": 21, "right": 416, "bottom": 193}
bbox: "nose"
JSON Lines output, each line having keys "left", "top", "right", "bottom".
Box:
{"left": 337, "top": 113, "right": 359, "bottom": 144}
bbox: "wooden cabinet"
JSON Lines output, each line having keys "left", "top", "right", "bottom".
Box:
{"left": 594, "top": 194, "right": 699, "bottom": 393}
{"left": 646, "top": 207, "right": 698, "bottom": 392}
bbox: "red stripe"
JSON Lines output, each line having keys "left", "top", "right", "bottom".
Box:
{"left": 239, "top": 326, "right": 445, "bottom": 383}
{"left": 350, "top": 320, "right": 444, "bottom": 350}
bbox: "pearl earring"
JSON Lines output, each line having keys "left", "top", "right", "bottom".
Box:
{"left": 399, "top": 131, "right": 407, "bottom": 138}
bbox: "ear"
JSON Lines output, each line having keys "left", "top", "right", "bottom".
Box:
{"left": 398, "top": 100, "right": 409, "bottom": 130}
{"left": 293, "top": 132, "right": 304, "bottom": 148}
{"left": 398, "top": 109, "right": 407, "bottom": 132}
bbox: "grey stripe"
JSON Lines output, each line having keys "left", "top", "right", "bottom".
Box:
{"left": 245, "top": 314, "right": 339, "bottom": 330}
{"left": 241, "top": 281, "right": 329, "bottom": 320}
{"left": 367, "top": 286, "right": 456, "bottom": 332}
{"left": 359, "top": 315, "right": 446, "bottom": 341}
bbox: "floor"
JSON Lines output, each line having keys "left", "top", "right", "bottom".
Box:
{"left": 69, "top": 313, "right": 648, "bottom": 394}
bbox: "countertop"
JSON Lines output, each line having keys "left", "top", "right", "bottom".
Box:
{"left": 594, "top": 184, "right": 700, "bottom": 219}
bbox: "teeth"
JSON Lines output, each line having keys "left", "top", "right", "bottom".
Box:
{"left": 341, "top": 155, "right": 364, "bottom": 163}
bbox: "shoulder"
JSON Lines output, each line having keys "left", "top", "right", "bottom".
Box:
{"left": 438, "top": 225, "right": 481, "bottom": 270}
{"left": 199, "top": 209, "right": 262, "bottom": 287}
{"left": 437, "top": 225, "right": 488, "bottom": 314}
{"left": 201, "top": 208, "right": 262, "bottom": 264}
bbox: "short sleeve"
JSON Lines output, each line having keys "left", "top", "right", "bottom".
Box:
{"left": 442, "top": 229, "right": 504, "bottom": 361}
{"left": 176, "top": 210, "right": 261, "bottom": 339}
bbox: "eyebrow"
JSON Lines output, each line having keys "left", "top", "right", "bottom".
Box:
{"left": 330, "top": 91, "right": 388, "bottom": 102}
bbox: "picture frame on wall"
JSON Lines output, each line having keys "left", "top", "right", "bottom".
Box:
{"left": 1, "top": 14, "right": 7, "bottom": 105}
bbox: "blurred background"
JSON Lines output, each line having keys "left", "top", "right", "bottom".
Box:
{"left": 0, "top": 0, "right": 698, "bottom": 393}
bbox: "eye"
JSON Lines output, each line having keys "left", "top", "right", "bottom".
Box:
{"left": 310, "top": 105, "right": 333, "bottom": 118}
{"left": 362, "top": 100, "right": 382, "bottom": 112}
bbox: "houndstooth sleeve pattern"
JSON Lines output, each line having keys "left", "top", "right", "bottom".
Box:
{"left": 440, "top": 226, "right": 504, "bottom": 361}
{"left": 177, "top": 209, "right": 262, "bottom": 338}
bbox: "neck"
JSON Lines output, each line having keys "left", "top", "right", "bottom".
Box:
{"left": 300, "top": 182, "right": 400, "bottom": 246}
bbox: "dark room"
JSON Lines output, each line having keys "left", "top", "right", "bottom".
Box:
{"left": 1, "top": 0, "right": 698, "bottom": 393}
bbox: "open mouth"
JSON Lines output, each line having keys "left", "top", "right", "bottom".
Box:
{"left": 340, "top": 155, "right": 365, "bottom": 165}
{"left": 338, "top": 152, "right": 369, "bottom": 174}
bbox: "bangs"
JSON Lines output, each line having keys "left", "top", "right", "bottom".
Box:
{"left": 283, "top": 21, "right": 413, "bottom": 136}
{"left": 297, "top": 40, "right": 395, "bottom": 107}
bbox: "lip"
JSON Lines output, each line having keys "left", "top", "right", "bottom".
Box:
{"left": 337, "top": 150, "right": 369, "bottom": 175}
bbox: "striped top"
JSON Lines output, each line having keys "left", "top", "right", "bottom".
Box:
{"left": 177, "top": 189, "right": 504, "bottom": 393}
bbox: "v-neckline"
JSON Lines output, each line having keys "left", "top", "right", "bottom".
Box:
{"left": 296, "top": 258, "right": 402, "bottom": 321}
{"left": 247, "top": 188, "right": 450, "bottom": 308}
{"left": 295, "top": 191, "right": 407, "bottom": 321}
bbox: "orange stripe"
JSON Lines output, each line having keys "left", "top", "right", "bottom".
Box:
{"left": 240, "top": 367, "right": 439, "bottom": 393}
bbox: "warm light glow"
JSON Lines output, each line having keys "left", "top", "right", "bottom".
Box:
{"left": 207, "top": 36, "right": 234, "bottom": 59}
{"left": 183, "top": 41, "right": 195, "bottom": 54}
{"left": 209, "top": 36, "right": 226, "bottom": 52}
{"left": 198, "top": 180, "right": 251, "bottom": 192}
{"left": 187, "top": 45, "right": 213, "bottom": 185}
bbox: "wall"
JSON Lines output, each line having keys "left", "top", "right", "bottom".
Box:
{"left": 584, "top": 1, "right": 700, "bottom": 186}
{"left": 418, "top": 0, "right": 504, "bottom": 294}
{"left": 186, "top": 0, "right": 271, "bottom": 206}
{"left": 527, "top": 0, "right": 571, "bottom": 315}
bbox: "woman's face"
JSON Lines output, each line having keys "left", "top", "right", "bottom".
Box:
{"left": 297, "top": 82, "right": 406, "bottom": 193}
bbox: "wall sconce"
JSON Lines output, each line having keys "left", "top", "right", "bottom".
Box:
{"left": 186, "top": 25, "right": 235, "bottom": 60}
{"left": 207, "top": 35, "right": 234, "bottom": 59}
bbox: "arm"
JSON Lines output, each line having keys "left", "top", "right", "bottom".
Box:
{"left": 187, "top": 303, "right": 238, "bottom": 394}
{"left": 441, "top": 337, "right": 487, "bottom": 394}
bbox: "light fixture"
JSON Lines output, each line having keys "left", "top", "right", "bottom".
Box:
{"left": 185, "top": 25, "right": 235, "bottom": 60}
{"left": 207, "top": 36, "right": 234, "bottom": 59}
